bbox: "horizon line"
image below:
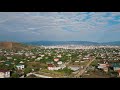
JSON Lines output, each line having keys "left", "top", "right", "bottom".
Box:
{"left": 0, "top": 40, "right": 120, "bottom": 43}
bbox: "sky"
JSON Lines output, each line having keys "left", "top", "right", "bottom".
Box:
{"left": 0, "top": 12, "right": 120, "bottom": 42}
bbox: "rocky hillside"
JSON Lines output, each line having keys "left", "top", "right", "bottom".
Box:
{"left": 0, "top": 42, "right": 33, "bottom": 50}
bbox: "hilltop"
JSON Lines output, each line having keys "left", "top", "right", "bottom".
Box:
{"left": 0, "top": 42, "right": 33, "bottom": 50}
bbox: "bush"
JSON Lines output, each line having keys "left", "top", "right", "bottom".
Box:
{"left": 11, "top": 72, "right": 19, "bottom": 78}
{"left": 58, "top": 67, "right": 73, "bottom": 75}
{"left": 24, "top": 68, "right": 32, "bottom": 75}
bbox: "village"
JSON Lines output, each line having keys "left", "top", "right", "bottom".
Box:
{"left": 0, "top": 45, "right": 120, "bottom": 78}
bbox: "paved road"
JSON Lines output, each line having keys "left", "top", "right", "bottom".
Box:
{"left": 75, "top": 58, "right": 95, "bottom": 78}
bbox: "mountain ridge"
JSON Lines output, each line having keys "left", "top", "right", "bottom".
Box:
{"left": 1, "top": 41, "right": 120, "bottom": 47}
{"left": 23, "top": 41, "right": 120, "bottom": 46}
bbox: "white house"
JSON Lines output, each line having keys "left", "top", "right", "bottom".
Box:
{"left": 57, "top": 61, "right": 62, "bottom": 65}
{"left": 19, "top": 61, "right": 24, "bottom": 64}
{"left": 57, "top": 54, "right": 62, "bottom": 58}
{"left": 41, "top": 55, "right": 45, "bottom": 57}
{"left": 0, "top": 70, "right": 10, "bottom": 78}
{"left": 7, "top": 57, "right": 12, "bottom": 59}
{"left": 75, "top": 61, "right": 79, "bottom": 63}
{"left": 68, "top": 66, "right": 79, "bottom": 71}
{"left": 59, "top": 64, "right": 66, "bottom": 69}
{"left": 83, "top": 57, "right": 90, "bottom": 60}
{"left": 36, "top": 57, "right": 42, "bottom": 60}
{"left": 25, "top": 53, "right": 29, "bottom": 56}
{"left": 16, "top": 65, "right": 25, "bottom": 70}
{"left": 31, "top": 56, "right": 36, "bottom": 59}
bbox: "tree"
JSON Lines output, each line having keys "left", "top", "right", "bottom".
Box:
{"left": 11, "top": 72, "right": 19, "bottom": 78}
{"left": 24, "top": 67, "right": 32, "bottom": 75}
{"left": 62, "top": 67, "right": 73, "bottom": 75}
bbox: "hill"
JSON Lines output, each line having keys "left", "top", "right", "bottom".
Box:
{"left": 0, "top": 42, "right": 33, "bottom": 50}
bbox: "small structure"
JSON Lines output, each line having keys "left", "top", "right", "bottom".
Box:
{"left": 68, "top": 66, "right": 79, "bottom": 71}
{"left": 57, "top": 54, "right": 62, "bottom": 58}
{"left": 97, "top": 63, "right": 109, "bottom": 72}
{"left": 7, "top": 57, "right": 12, "bottom": 60}
{"left": 16, "top": 64, "right": 25, "bottom": 70}
{"left": 48, "top": 64, "right": 54, "bottom": 70}
{"left": 83, "top": 57, "right": 90, "bottom": 60}
{"left": 117, "top": 70, "right": 120, "bottom": 77}
{"left": 41, "top": 55, "right": 45, "bottom": 57}
{"left": 19, "top": 61, "right": 24, "bottom": 64}
{"left": 98, "top": 64, "right": 107, "bottom": 69}
{"left": 57, "top": 61, "right": 62, "bottom": 65}
{"left": 31, "top": 56, "right": 36, "bottom": 59}
{"left": 75, "top": 61, "right": 79, "bottom": 63}
{"left": 54, "top": 58, "right": 59, "bottom": 62}
{"left": 0, "top": 70, "right": 10, "bottom": 78}
{"left": 47, "top": 64, "right": 65, "bottom": 70}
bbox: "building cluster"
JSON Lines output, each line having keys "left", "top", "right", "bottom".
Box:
{"left": 0, "top": 45, "right": 120, "bottom": 78}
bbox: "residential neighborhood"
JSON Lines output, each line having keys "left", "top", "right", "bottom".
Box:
{"left": 0, "top": 44, "right": 120, "bottom": 78}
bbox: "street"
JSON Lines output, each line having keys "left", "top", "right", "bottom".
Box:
{"left": 75, "top": 58, "right": 95, "bottom": 78}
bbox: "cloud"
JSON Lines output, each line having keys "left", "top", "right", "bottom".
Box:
{"left": 0, "top": 12, "right": 120, "bottom": 42}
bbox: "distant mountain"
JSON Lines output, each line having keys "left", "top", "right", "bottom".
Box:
{"left": 24, "top": 41, "right": 100, "bottom": 46}
{"left": 101, "top": 41, "right": 120, "bottom": 46}
{"left": 1, "top": 41, "right": 120, "bottom": 48}
{"left": 24, "top": 41, "right": 120, "bottom": 46}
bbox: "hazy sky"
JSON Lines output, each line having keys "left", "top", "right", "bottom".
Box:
{"left": 0, "top": 12, "right": 120, "bottom": 42}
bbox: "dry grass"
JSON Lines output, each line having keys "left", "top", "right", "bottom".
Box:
{"left": 82, "top": 70, "right": 110, "bottom": 78}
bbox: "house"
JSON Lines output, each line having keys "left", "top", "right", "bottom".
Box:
{"left": 98, "top": 64, "right": 107, "bottom": 69}
{"left": 25, "top": 53, "right": 29, "bottom": 56}
{"left": 117, "top": 70, "right": 120, "bottom": 77}
{"left": 48, "top": 64, "right": 65, "bottom": 70}
{"left": 37, "top": 57, "right": 43, "bottom": 60}
{"left": 57, "top": 54, "right": 62, "bottom": 58}
{"left": 97, "top": 63, "right": 109, "bottom": 72}
{"left": 68, "top": 66, "right": 79, "bottom": 71}
{"left": 19, "top": 61, "right": 24, "bottom": 64}
{"left": 75, "top": 61, "right": 79, "bottom": 63}
{"left": 41, "top": 55, "right": 45, "bottom": 57}
{"left": 31, "top": 56, "right": 36, "bottom": 59}
{"left": 54, "top": 58, "right": 59, "bottom": 62}
{"left": 59, "top": 64, "right": 66, "bottom": 69}
{"left": 57, "top": 61, "right": 62, "bottom": 65}
{"left": 7, "top": 57, "right": 12, "bottom": 59}
{"left": 83, "top": 57, "right": 90, "bottom": 60}
{"left": 0, "top": 70, "right": 10, "bottom": 78}
{"left": 16, "top": 65, "right": 25, "bottom": 70}
{"left": 48, "top": 64, "right": 54, "bottom": 70}
{"left": 80, "top": 60, "right": 85, "bottom": 63}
